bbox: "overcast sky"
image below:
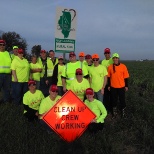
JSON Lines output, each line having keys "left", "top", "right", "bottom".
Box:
{"left": 1, "top": 0, "right": 154, "bottom": 60}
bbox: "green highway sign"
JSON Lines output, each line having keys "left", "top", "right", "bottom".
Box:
{"left": 55, "top": 7, "right": 77, "bottom": 53}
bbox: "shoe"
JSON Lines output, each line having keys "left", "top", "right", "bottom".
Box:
{"left": 112, "top": 107, "right": 118, "bottom": 119}
{"left": 121, "top": 108, "right": 127, "bottom": 118}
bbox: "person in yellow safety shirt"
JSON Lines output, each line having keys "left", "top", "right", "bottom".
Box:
{"left": 84, "top": 88, "right": 107, "bottom": 133}
{"left": 11, "top": 48, "right": 30, "bottom": 105}
{"left": 11, "top": 46, "right": 19, "bottom": 60}
{"left": 61, "top": 52, "right": 89, "bottom": 93}
{"left": 84, "top": 54, "right": 93, "bottom": 75}
{"left": 30, "top": 54, "right": 42, "bottom": 89}
{"left": 0, "top": 40, "right": 12, "bottom": 103}
{"left": 78, "top": 51, "right": 87, "bottom": 66}
{"left": 89, "top": 54, "right": 108, "bottom": 103}
{"left": 37, "top": 50, "right": 54, "bottom": 97}
{"left": 51, "top": 56, "right": 65, "bottom": 96}
{"left": 49, "top": 50, "right": 59, "bottom": 67}
{"left": 39, "top": 85, "right": 61, "bottom": 119}
{"left": 101, "top": 48, "right": 113, "bottom": 114}
{"left": 69, "top": 68, "right": 90, "bottom": 101}
{"left": 23, "top": 80, "right": 44, "bottom": 122}
{"left": 101, "top": 48, "right": 113, "bottom": 69}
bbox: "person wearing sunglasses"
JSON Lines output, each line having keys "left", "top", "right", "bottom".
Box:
{"left": 84, "top": 88, "right": 107, "bottom": 133}
{"left": 88, "top": 54, "right": 108, "bottom": 103}
{"left": 23, "top": 80, "right": 44, "bottom": 122}
{"left": 108, "top": 53, "right": 129, "bottom": 118}
{"left": 11, "top": 48, "right": 30, "bottom": 105}
{"left": 101, "top": 48, "right": 113, "bottom": 115}
{"left": 39, "top": 85, "right": 61, "bottom": 119}
{"left": 61, "top": 52, "right": 89, "bottom": 93}
{"left": 69, "top": 68, "right": 90, "bottom": 101}
{"left": 84, "top": 54, "right": 93, "bottom": 74}
{"left": 0, "top": 40, "right": 12, "bottom": 103}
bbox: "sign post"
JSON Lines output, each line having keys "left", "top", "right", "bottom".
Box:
{"left": 55, "top": 7, "right": 77, "bottom": 53}
{"left": 43, "top": 90, "right": 96, "bottom": 142}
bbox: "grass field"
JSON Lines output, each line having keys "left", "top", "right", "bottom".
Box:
{"left": 0, "top": 61, "right": 154, "bottom": 154}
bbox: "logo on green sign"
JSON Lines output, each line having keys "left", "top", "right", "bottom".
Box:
{"left": 58, "top": 9, "right": 76, "bottom": 38}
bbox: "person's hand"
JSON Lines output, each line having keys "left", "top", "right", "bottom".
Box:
{"left": 108, "top": 87, "right": 110, "bottom": 91}
{"left": 45, "top": 80, "right": 49, "bottom": 85}
{"left": 125, "top": 87, "right": 128, "bottom": 92}
{"left": 101, "top": 88, "right": 104, "bottom": 95}
{"left": 63, "top": 86, "right": 67, "bottom": 93}
{"left": 14, "top": 78, "right": 18, "bottom": 82}
{"left": 35, "top": 111, "right": 39, "bottom": 116}
{"left": 91, "top": 119, "right": 97, "bottom": 123}
{"left": 37, "top": 68, "right": 42, "bottom": 72}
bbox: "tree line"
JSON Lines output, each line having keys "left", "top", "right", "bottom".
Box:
{"left": 0, "top": 31, "right": 42, "bottom": 60}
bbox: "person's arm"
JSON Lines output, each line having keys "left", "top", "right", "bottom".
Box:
{"left": 23, "top": 104, "right": 37, "bottom": 114}
{"left": 12, "top": 70, "right": 18, "bottom": 82}
{"left": 89, "top": 77, "right": 92, "bottom": 87}
{"left": 61, "top": 77, "right": 67, "bottom": 92}
{"left": 96, "top": 101, "right": 107, "bottom": 123}
{"left": 101, "top": 75, "right": 107, "bottom": 95}
{"left": 124, "top": 78, "right": 129, "bottom": 91}
{"left": 31, "top": 68, "right": 42, "bottom": 73}
{"left": 51, "top": 64, "right": 58, "bottom": 85}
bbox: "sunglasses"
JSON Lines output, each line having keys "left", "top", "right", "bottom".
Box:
{"left": 93, "top": 59, "right": 99, "bottom": 61}
{"left": 51, "top": 90, "right": 58, "bottom": 93}
{"left": 0, "top": 44, "right": 5, "bottom": 46}
{"left": 104, "top": 52, "right": 110, "bottom": 54}
{"left": 58, "top": 58, "right": 63, "bottom": 60}
{"left": 29, "top": 84, "right": 36, "bottom": 86}
{"left": 18, "top": 52, "right": 24, "bottom": 54}
{"left": 76, "top": 73, "right": 82, "bottom": 75}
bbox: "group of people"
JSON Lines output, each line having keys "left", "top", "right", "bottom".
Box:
{"left": 0, "top": 39, "right": 129, "bottom": 133}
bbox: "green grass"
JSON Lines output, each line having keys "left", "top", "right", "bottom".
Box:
{"left": 0, "top": 61, "right": 154, "bottom": 154}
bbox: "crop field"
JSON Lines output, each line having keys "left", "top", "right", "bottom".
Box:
{"left": 0, "top": 61, "right": 154, "bottom": 154}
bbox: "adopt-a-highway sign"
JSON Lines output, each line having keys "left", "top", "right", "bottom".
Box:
{"left": 55, "top": 7, "right": 77, "bottom": 53}
{"left": 43, "top": 90, "right": 96, "bottom": 142}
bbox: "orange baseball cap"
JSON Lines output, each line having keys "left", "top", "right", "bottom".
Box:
{"left": 92, "top": 54, "right": 99, "bottom": 59}
{"left": 79, "top": 52, "right": 85, "bottom": 57}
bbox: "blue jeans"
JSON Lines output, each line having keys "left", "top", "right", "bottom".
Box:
{"left": 94, "top": 90, "right": 103, "bottom": 103}
{"left": 12, "top": 82, "right": 28, "bottom": 105}
{"left": 0, "top": 73, "right": 11, "bottom": 102}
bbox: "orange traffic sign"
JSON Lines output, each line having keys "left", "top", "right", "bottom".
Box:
{"left": 43, "top": 90, "right": 96, "bottom": 142}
